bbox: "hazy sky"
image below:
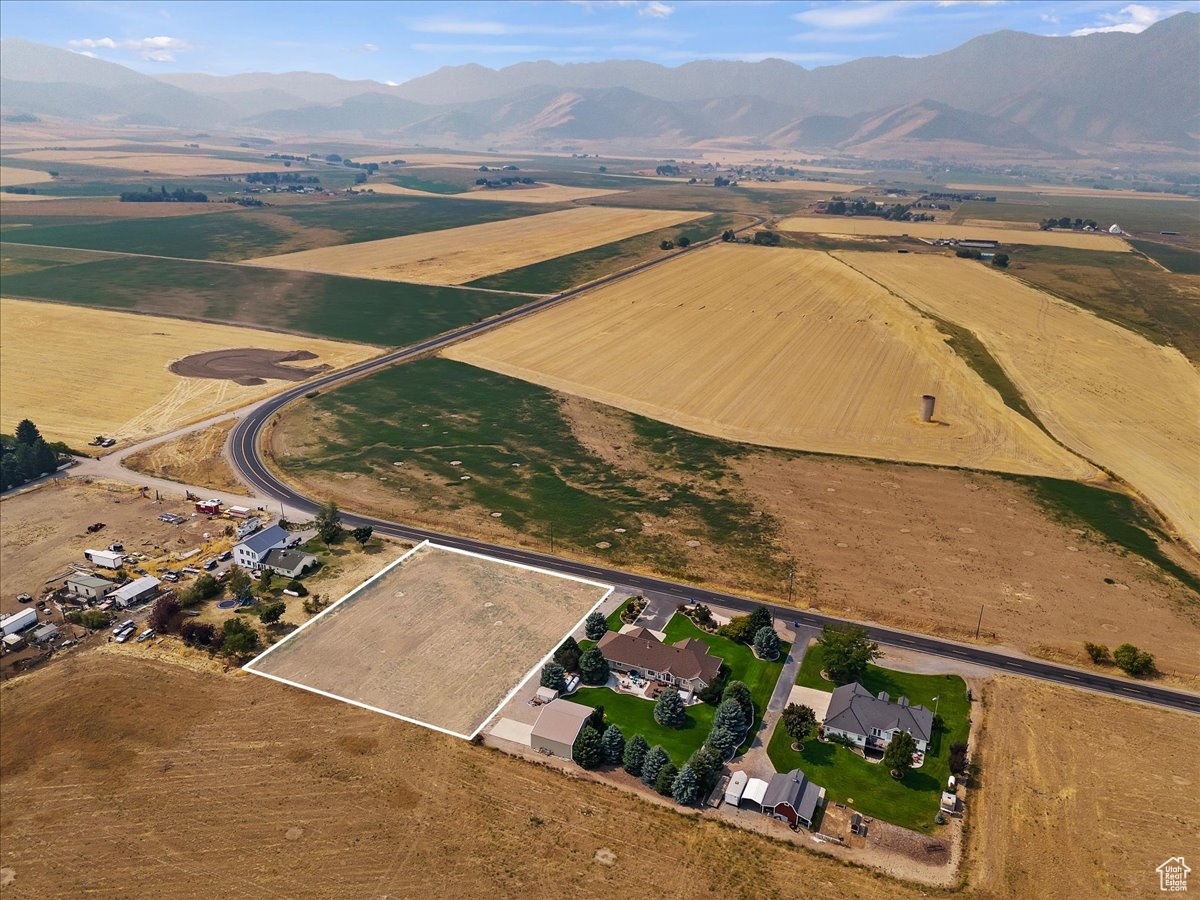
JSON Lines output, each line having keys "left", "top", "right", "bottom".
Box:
{"left": 1, "top": 0, "right": 1193, "bottom": 82}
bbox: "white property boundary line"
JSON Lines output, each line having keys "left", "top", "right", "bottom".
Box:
{"left": 242, "top": 540, "right": 614, "bottom": 741}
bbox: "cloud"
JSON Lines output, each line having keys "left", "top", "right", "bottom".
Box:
{"left": 361, "top": 43, "right": 379, "bottom": 53}
{"left": 639, "top": 1, "right": 675, "bottom": 17}
{"left": 935, "top": 0, "right": 1004, "bottom": 6}
{"left": 790, "top": 29, "right": 895, "bottom": 42}
{"left": 1069, "top": 3, "right": 1169, "bottom": 35}
{"left": 792, "top": 1, "right": 913, "bottom": 29}
{"left": 67, "top": 35, "right": 191, "bottom": 62}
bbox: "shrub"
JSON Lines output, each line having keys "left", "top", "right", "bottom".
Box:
{"left": 302, "top": 593, "right": 327, "bottom": 615}
{"left": 80, "top": 609, "right": 110, "bottom": 629}
{"left": 285, "top": 579, "right": 308, "bottom": 597}
{"left": 752, "top": 230, "right": 780, "bottom": 246}
{"left": 180, "top": 621, "right": 218, "bottom": 648}
{"left": 220, "top": 617, "right": 259, "bottom": 657}
{"left": 660, "top": 239, "right": 674, "bottom": 250}
{"left": 258, "top": 601, "right": 286, "bottom": 624}
{"left": 1084, "top": 641, "right": 1112, "bottom": 665}
{"left": 1113, "top": 642, "right": 1155, "bottom": 677}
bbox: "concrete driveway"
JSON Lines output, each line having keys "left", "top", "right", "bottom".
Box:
{"left": 787, "top": 685, "right": 833, "bottom": 721}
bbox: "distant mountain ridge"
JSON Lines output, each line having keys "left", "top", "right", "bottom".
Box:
{"left": 1, "top": 13, "right": 1196, "bottom": 160}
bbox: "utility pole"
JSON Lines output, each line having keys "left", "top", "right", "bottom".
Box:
{"left": 549, "top": 521, "right": 555, "bottom": 554}
{"left": 975, "top": 604, "right": 984, "bottom": 640}
{"left": 786, "top": 565, "right": 796, "bottom": 604}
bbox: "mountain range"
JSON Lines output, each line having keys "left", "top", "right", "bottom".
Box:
{"left": 2, "top": 12, "right": 1196, "bottom": 161}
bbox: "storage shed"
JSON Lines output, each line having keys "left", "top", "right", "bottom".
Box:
{"left": 110, "top": 576, "right": 160, "bottom": 608}
{"left": 67, "top": 574, "right": 114, "bottom": 600}
{"left": 740, "top": 777, "right": 770, "bottom": 811}
{"left": 1, "top": 608, "right": 38, "bottom": 636}
{"left": 32, "top": 623, "right": 60, "bottom": 644}
{"left": 724, "top": 770, "right": 748, "bottom": 806}
{"left": 530, "top": 699, "right": 593, "bottom": 759}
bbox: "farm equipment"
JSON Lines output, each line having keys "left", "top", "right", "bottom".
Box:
{"left": 86, "top": 522, "right": 106, "bottom": 533}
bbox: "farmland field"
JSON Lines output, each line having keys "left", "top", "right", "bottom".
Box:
{"left": 445, "top": 244, "right": 1094, "bottom": 478}
{"left": 776, "top": 216, "right": 1130, "bottom": 251}
{"left": 952, "top": 195, "right": 1200, "bottom": 236}
{"left": 247, "top": 542, "right": 612, "bottom": 737}
{"left": 370, "top": 180, "right": 623, "bottom": 204}
{"left": 0, "top": 297, "right": 376, "bottom": 447}
{"left": 836, "top": 251, "right": 1200, "bottom": 552}
{"left": 0, "top": 247, "right": 536, "bottom": 345}
{"left": 0, "top": 652, "right": 926, "bottom": 899}
{"left": 7, "top": 150, "right": 297, "bottom": 176}
{"left": 0, "top": 167, "right": 53, "bottom": 187}
{"left": 967, "top": 677, "right": 1200, "bottom": 897}
{"left": 247, "top": 206, "right": 703, "bottom": 284}
{"left": 269, "top": 358, "right": 1200, "bottom": 679}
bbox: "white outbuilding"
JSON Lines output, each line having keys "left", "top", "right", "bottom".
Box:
{"left": 110, "top": 576, "right": 161, "bottom": 609}
{"left": 724, "top": 770, "right": 748, "bottom": 806}
{"left": 1, "top": 608, "right": 39, "bottom": 636}
{"left": 530, "top": 699, "right": 593, "bottom": 759}
{"left": 740, "top": 777, "right": 770, "bottom": 811}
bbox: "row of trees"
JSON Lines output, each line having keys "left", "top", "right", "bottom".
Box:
{"left": 1084, "top": 640, "right": 1156, "bottom": 677}
{"left": 119, "top": 187, "right": 208, "bottom": 203}
{"left": 1, "top": 419, "right": 65, "bottom": 491}
{"left": 716, "top": 605, "right": 780, "bottom": 660}
{"left": 1041, "top": 216, "right": 1100, "bottom": 231}
{"left": 823, "top": 199, "right": 924, "bottom": 221}
{"left": 956, "top": 247, "right": 1009, "bottom": 267}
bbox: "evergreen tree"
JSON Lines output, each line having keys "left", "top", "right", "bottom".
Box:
{"left": 653, "top": 688, "right": 687, "bottom": 728}
{"left": 686, "top": 746, "right": 722, "bottom": 793}
{"left": 623, "top": 734, "right": 650, "bottom": 776}
{"left": 14, "top": 419, "right": 41, "bottom": 446}
{"left": 572, "top": 725, "right": 605, "bottom": 769}
{"left": 540, "top": 663, "right": 567, "bottom": 692}
{"left": 671, "top": 764, "right": 701, "bottom": 805}
{"left": 584, "top": 610, "right": 608, "bottom": 641}
{"left": 706, "top": 725, "right": 739, "bottom": 760}
{"left": 578, "top": 647, "right": 610, "bottom": 685}
{"left": 713, "top": 698, "right": 747, "bottom": 736}
{"left": 746, "top": 605, "right": 772, "bottom": 636}
{"left": 721, "top": 681, "right": 754, "bottom": 726}
{"left": 600, "top": 724, "right": 625, "bottom": 765}
{"left": 641, "top": 746, "right": 669, "bottom": 786}
{"left": 554, "top": 636, "right": 582, "bottom": 672}
{"left": 753, "top": 626, "right": 781, "bottom": 660}
{"left": 655, "top": 762, "right": 679, "bottom": 797}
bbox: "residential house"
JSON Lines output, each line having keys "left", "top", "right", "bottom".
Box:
{"left": 822, "top": 682, "right": 934, "bottom": 753}
{"left": 233, "top": 524, "right": 290, "bottom": 571}
{"left": 530, "top": 699, "right": 593, "bottom": 759}
{"left": 260, "top": 548, "right": 318, "bottom": 579}
{"left": 596, "top": 626, "right": 723, "bottom": 695}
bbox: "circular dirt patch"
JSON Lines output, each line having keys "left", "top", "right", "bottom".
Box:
{"left": 170, "top": 348, "right": 330, "bottom": 386}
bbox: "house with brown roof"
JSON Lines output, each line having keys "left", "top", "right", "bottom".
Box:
{"left": 596, "top": 626, "right": 723, "bottom": 694}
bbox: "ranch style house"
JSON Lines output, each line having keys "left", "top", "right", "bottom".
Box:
{"left": 596, "top": 626, "right": 723, "bottom": 693}
{"left": 822, "top": 682, "right": 934, "bottom": 753}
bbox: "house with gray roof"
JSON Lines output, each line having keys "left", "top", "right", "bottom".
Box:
{"left": 233, "top": 524, "right": 290, "bottom": 571}
{"left": 823, "top": 682, "right": 934, "bottom": 753}
{"left": 261, "top": 548, "right": 318, "bottom": 579}
{"left": 762, "top": 768, "right": 825, "bottom": 829}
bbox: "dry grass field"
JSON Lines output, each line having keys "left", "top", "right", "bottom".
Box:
{"left": 352, "top": 152, "right": 529, "bottom": 166}
{"left": 0, "top": 167, "right": 53, "bottom": 187}
{"left": 445, "top": 244, "right": 1094, "bottom": 479}
{"left": 735, "top": 180, "right": 866, "bottom": 193}
{"left": 247, "top": 543, "right": 611, "bottom": 737}
{"left": 967, "top": 677, "right": 1200, "bottom": 897}
{"left": 367, "top": 181, "right": 624, "bottom": 203}
{"left": 123, "top": 419, "right": 249, "bottom": 495}
{"left": 776, "top": 215, "right": 1131, "bottom": 251}
{"left": 247, "top": 205, "right": 701, "bottom": 285}
{"left": 0, "top": 298, "right": 376, "bottom": 448}
{"left": 0, "top": 197, "right": 239, "bottom": 217}
{"left": 836, "top": 252, "right": 1200, "bottom": 552}
{"left": 7, "top": 150, "right": 295, "bottom": 176}
{"left": 947, "top": 182, "right": 1200, "bottom": 200}
{"left": 0, "top": 652, "right": 927, "bottom": 899}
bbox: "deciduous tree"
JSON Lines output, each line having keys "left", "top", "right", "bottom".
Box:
{"left": 883, "top": 731, "right": 918, "bottom": 778}
{"left": 258, "top": 601, "right": 286, "bottom": 624}
{"left": 315, "top": 501, "right": 343, "bottom": 543}
{"left": 351, "top": 525, "right": 374, "bottom": 547}
{"left": 148, "top": 595, "right": 182, "bottom": 633}
{"left": 1113, "top": 642, "right": 1155, "bottom": 677}
{"left": 781, "top": 703, "right": 816, "bottom": 747}
{"left": 818, "top": 623, "right": 879, "bottom": 685}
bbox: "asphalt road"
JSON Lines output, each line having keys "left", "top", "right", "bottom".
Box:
{"left": 228, "top": 228, "right": 1200, "bottom": 717}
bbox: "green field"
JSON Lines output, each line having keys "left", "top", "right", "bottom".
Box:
{"left": 0, "top": 248, "right": 533, "bottom": 346}
{"left": 768, "top": 643, "right": 970, "bottom": 831}
{"left": 3, "top": 195, "right": 556, "bottom": 260}
{"left": 571, "top": 613, "right": 787, "bottom": 766}
{"left": 468, "top": 213, "right": 744, "bottom": 293}
{"left": 1128, "top": 239, "right": 1200, "bottom": 275}
{"left": 385, "top": 173, "right": 470, "bottom": 194}
{"left": 278, "top": 358, "right": 786, "bottom": 587}
{"left": 954, "top": 195, "right": 1200, "bottom": 236}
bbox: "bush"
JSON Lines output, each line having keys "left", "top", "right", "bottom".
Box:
{"left": 992, "top": 253, "right": 1009, "bottom": 268}
{"left": 541, "top": 662, "right": 567, "bottom": 691}
{"left": 302, "top": 593, "right": 327, "bottom": 615}
{"left": 676, "top": 236, "right": 691, "bottom": 248}
{"left": 752, "top": 230, "right": 780, "bottom": 246}
{"left": 949, "top": 741, "right": 969, "bottom": 774}
{"left": 623, "top": 734, "right": 649, "bottom": 776}
{"left": 1084, "top": 641, "right": 1112, "bottom": 665}
{"left": 181, "top": 621, "right": 218, "bottom": 648}
{"left": 258, "top": 601, "right": 286, "bottom": 624}
{"left": 653, "top": 689, "right": 687, "bottom": 728}
{"left": 660, "top": 239, "right": 674, "bottom": 250}
{"left": 80, "top": 609, "right": 110, "bottom": 629}
{"left": 220, "top": 617, "right": 259, "bottom": 657}
{"left": 578, "top": 647, "right": 610, "bottom": 685}
{"left": 285, "top": 579, "right": 308, "bottom": 596}
{"left": 1113, "top": 642, "right": 1155, "bottom": 677}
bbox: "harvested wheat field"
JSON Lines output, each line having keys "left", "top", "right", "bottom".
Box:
{"left": 8, "top": 150, "right": 295, "bottom": 176}
{"left": 0, "top": 167, "right": 53, "bottom": 187}
{"left": 446, "top": 244, "right": 1094, "bottom": 478}
{"left": 0, "top": 652, "right": 925, "bottom": 899}
{"left": 837, "top": 251, "right": 1200, "bottom": 552}
{"left": 0, "top": 197, "right": 238, "bottom": 217}
{"left": 968, "top": 677, "right": 1200, "bottom": 897}
{"left": 368, "top": 181, "right": 623, "bottom": 203}
{"left": 248, "top": 542, "right": 611, "bottom": 738}
{"left": 777, "top": 215, "right": 1131, "bottom": 251}
{"left": 947, "top": 182, "right": 1200, "bottom": 200}
{"left": 247, "top": 206, "right": 701, "bottom": 285}
{"left": 123, "top": 419, "right": 249, "bottom": 495}
{"left": 736, "top": 180, "right": 866, "bottom": 193}
{"left": 0, "top": 298, "right": 375, "bottom": 448}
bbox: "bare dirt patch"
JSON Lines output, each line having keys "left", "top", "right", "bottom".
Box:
{"left": 0, "top": 652, "right": 924, "bottom": 899}
{"left": 247, "top": 542, "right": 611, "bottom": 737}
{"left": 967, "top": 677, "right": 1200, "bottom": 896}
{"left": 123, "top": 419, "right": 248, "bottom": 496}
{"left": 168, "top": 348, "right": 330, "bottom": 386}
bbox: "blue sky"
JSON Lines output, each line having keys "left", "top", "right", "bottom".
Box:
{"left": 1, "top": 1, "right": 1194, "bottom": 82}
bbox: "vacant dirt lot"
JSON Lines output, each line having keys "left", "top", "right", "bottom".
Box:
{"left": 169, "top": 348, "right": 330, "bottom": 385}
{"left": 246, "top": 205, "right": 702, "bottom": 284}
{"left": 0, "top": 298, "right": 376, "bottom": 447}
{"left": 838, "top": 252, "right": 1200, "bottom": 552}
{"left": 0, "top": 652, "right": 927, "bottom": 899}
{"left": 967, "top": 677, "right": 1200, "bottom": 897}
{"left": 368, "top": 181, "right": 624, "bottom": 204}
{"left": 248, "top": 543, "right": 611, "bottom": 737}
{"left": 8, "top": 150, "right": 295, "bottom": 176}
{"left": 0, "top": 167, "right": 53, "bottom": 187}
{"left": 124, "top": 419, "right": 248, "bottom": 496}
{"left": 777, "top": 216, "right": 1131, "bottom": 251}
{"left": 446, "top": 244, "right": 1093, "bottom": 479}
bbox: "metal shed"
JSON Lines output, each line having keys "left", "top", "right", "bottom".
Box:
{"left": 724, "top": 770, "right": 748, "bottom": 806}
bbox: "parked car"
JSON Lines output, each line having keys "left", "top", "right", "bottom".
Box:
{"left": 135, "top": 628, "right": 155, "bottom": 643}
{"left": 114, "top": 626, "right": 136, "bottom": 644}
{"left": 203, "top": 560, "right": 218, "bottom": 571}
{"left": 218, "top": 551, "right": 232, "bottom": 562}
{"left": 17, "top": 593, "right": 32, "bottom": 604}
{"left": 112, "top": 619, "right": 135, "bottom": 635}
{"left": 161, "top": 572, "right": 179, "bottom": 583}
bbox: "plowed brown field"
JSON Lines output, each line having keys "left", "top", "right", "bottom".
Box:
{"left": 836, "top": 251, "right": 1200, "bottom": 552}
{"left": 246, "top": 206, "right": 701, "bottom": 285}
{"left": 445, "top": 244, "right": 1095, "bottom": 479}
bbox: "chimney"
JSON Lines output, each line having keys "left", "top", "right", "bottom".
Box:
{"left": 920, "top": 394, "right": 936, "bottom": 423}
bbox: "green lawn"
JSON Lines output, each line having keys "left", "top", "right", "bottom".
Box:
{"left": 571, "top": 613, "right": 788, "bottom": 766}
{"left": 770, "top": 643, "right": 970, "bottom": 831}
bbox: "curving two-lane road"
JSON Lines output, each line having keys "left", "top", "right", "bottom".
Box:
{"left": 229, "top": 228, "right": 1200, "bottom": 716}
